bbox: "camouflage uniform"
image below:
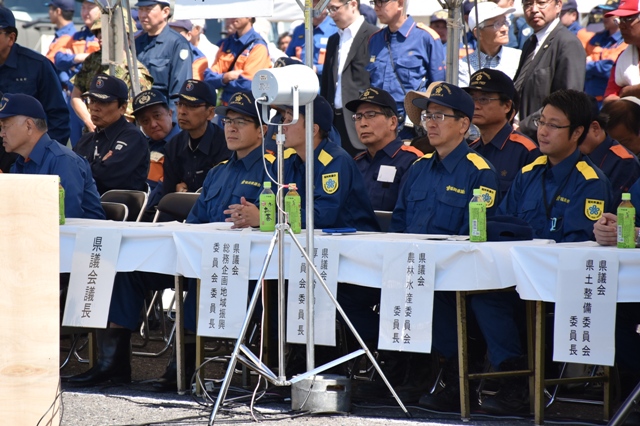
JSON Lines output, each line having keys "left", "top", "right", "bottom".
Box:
{"left": 72, "top": 51, "right": 154, "bottom": 119}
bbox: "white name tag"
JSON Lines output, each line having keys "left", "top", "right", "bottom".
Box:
{"left": 553, "top": 251, "right": 618, "bottom": 366}
{"left": 377, "top": 165, "right": 397, "bottom": 183}
{"left": 63, "top": 229, "right": 121, "bottom": 328}
{"left": 286, "top": 238, "right": 339, "bottom": 346}
{"left": 378, "top": 242, "right": 435, "bottom": 353}
{"left": 197, "top": 233, "right": 251, "bottom": 339}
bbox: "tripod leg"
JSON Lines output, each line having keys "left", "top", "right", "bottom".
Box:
{"left": 209, "top": 230, "right": 280, "bottom": 424}
{"left": 609, "top": 380, "right": 640, "bottom": 426}
{"left": 287, "top": 229, "right": 411, "bottom": 417}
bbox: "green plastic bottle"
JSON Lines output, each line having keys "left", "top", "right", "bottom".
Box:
{"left": 617, "top": 193, "right": 635, "bottom": 248}
{"left": 285, "top": 183, "right": 301, "bottom": 234}
{"left": 59, "top": 178, "right": 65, "bottom": 225}
{"left": 469, "top": 188, "right": 486, "bottom": 242}
{"left": 259, "top": 181, "right": 275, "bottom": 232}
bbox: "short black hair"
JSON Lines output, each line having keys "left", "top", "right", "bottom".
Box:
{"left": 542, "top": 89, "right": 592, "bottom": 145}
{"left": 61, "top": 9, "right": 74, "bottom": 21}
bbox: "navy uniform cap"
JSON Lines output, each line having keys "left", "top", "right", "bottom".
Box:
{"left": 0, "top": 94, "right": 46, "bottom": 120}
{"left": 463, "top": 68, "right": 516, "bottom": 102}
{"left": 169, "top": 19, "right": 193, "bottom": 32}
{"left": 284, "top": 95, "right": 333, "bottom": 132}
{"left": 487, "top": 216, "right": 533, "bottom": 241}
{"left": 599, "top": 0, "right": 620, "bottom": 11}
{"left": 83, "top": 74, "right": 129, "bottom": 101}
{"left": 273, "top": 56, "right": 302, "bottom": 68}
{"left": 215, "top": 92, "right": 259, "bottom": 119}
{"left": 411, "top": 82, "right": 475, "bottom": 121}
{"left": 44, "top": 0, "right": 75, "bottom": 11}
{"left": 562, "top": 0, "right": 578, "bottom": 11}
{"left": 170, "top": 79, "right": 217, "bottom": 106}
{"left": 0, "top": 6, "right": 16, "bottom": 29}
{"left": 132, "top": 89, "right": 169, "bottom": 116}
{"left": 136, "top": 0, "right": 170, "bottom": 7}
{"left": 345, "top": 87, "right": 397, "bottom": 116}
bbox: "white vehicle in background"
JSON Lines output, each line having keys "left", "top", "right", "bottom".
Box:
{"left": 3, "top": 0, "right": 83, "bottom": 54}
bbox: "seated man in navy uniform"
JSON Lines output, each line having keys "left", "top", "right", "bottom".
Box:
{"left": 463, "top": 69, "right": 540, "bottom": 199}
{"left": 163, "top": 79, "right": 230, "bottom": 196}
{"left": 73, "top": 74, "right": 150, "bottom": 194}
{"left": 347, "top": 87, "right": 423, "bottom": 212}
{"left": 387, "top": 83, "right": 504, "bottom": 409}
{"left": 484, "top": 90, "right": 613, "bottom": 415}
{"left": 132, "top": 89, "right": 181, "bottom": 219}
{"left": 0, "top": 93, "right": 104, "bottom": 219}
{"left": 580, "top": 96, "right": 640, "bottom": 206}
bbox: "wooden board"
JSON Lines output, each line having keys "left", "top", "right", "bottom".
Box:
{"left": 0, "top": 175, "right": 60, "bottom": 426}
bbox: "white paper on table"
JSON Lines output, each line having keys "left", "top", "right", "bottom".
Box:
{"left": 197, "top": 233, "right": 250, "bottom": 339}
{"left": 553, "top": 250, "right": 618, "bottom": 366}
{"left": 378, "top": 242, "right": 435, "bottom": 353}
{"left": 286, "top": 238, "right": 339, "bottom": 346}
{"left": 63, "top": 229, "right": 121, "bottom": 328}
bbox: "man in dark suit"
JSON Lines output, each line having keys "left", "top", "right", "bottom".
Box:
{"left": 513, "top": 0, "right": 586, "bottom": 141}
{"left": 321, "top": 0, "right": 378, "bottom": 156}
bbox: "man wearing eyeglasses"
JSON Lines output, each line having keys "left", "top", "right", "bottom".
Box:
{"left": 513, "top": 0, "right": 586, "bottom": 141}
{"left": 321, "top": 0, "right": 378, "bottom": 156}
{"left": 389, "top": 83, "right": 500, "bottom": 410}
{"left": 366, "top": 0, "right": 445, "bottom": 140}
{"left": 603, "top": 0, "right": 640, "bottom": 102}
{"left": 458, "top": 2, "right": 522, "bottom": 87}
{"left": 73, "top": 74, "right": 149, "bottom": 195}
{"left": 346, "top": 87, "right": 423, "bottom": 211}
{"left": 162, "top": 79, "right": 230, "bottom": 196}
{"left": 463, "top": 69, "right": 540, "bottom": 198}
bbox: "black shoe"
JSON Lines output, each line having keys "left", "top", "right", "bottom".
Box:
{"left": 480, "top": 357, "right": 529, "bottom": 415}
{"left": 64, "top": 328, "right": 131, "bottom": 386}
{"left": 418, "top": 358, "right": 461, "bottom": 412}
{"left": 152, "top": 343, "right": 196, "bottom": 392}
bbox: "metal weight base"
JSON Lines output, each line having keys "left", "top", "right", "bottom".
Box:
{"left": 208, "top": 224, "right": 410, "bottom": 424}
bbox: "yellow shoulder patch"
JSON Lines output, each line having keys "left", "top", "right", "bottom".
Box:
{"left": 466, "top": 152, "right": 491, "bottom": 170}
{"left": 318, "top": 149, "right": 333, "bottom": 166}
{"left": 585, "top": 198, "right": 604, "bottom": 221}
{"left": 414, "top": 152, "right": 434, "bottom": 164}
{"left": 522, "top": 156, "right": 548, "bottom": 173}
{"left": 264, "top": 153, "right": 276, "bottom": 164}
{"left": 576, "top": 161, "right": 598, "bottom": 180}
{"left": 479, "top": 186, "right": 496, "bottom": 208}
{"left": 322, "top": 173, "right": 339, "bottom": 194}
{"left": 284, "top": 148, "right": 297, "bottom": 159}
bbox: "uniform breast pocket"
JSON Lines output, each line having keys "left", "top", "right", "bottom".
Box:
{"left": 436, "top": 191, "right": 468, "bottom": 234}
{"left": 203, "top": 184, "right": 223, "bottom": 218}
{"left": 146, "top": 57, "right": 170, "bottom": 90}
{"left": 519, "top": 199, "right": 545, "bottom": 235}
{"left": 405, "top": 188, "right": 428, "bottom": 227}
{"left": 396, "top": 56, "right": 423, "bottom": 83}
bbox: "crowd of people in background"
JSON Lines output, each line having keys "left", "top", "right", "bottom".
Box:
{"left": 2, "top": 0, "right": 640, "bottom": 420}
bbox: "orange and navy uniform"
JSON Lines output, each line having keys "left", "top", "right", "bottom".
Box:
{"left": 469, "top": 123, "right": 541, "bottom": 198}
{"left": 586, "top": 30, "right": 626, "bottom": 103}
{"left": 203, "top": 27, "right": 271, "bottom": 105}
{"left": 587, "top": 135, "right": 640, "bottom": 206}
{"left": 191, "top": 46, "right": 208, "bottom": 81}
{"left": 54, "top": 26, "right": 100, "bottom": 89}
{"left": 46, "top": 22, "right": 76, "bottom": 89}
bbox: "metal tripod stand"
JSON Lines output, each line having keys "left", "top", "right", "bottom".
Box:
{"left": 208, "top": 124, "right": 409, "bottom": 424}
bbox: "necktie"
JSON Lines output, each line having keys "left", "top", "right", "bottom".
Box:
{"left": 514, "top": 35, "right": 538, "bottom": 92}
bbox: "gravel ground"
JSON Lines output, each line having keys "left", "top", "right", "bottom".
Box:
{"left": 56, "top": 329, "right": 616, "bottom": 426}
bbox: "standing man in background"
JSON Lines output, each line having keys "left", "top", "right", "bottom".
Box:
{"left": 45, "top": 0, "right": 77, "bottom": 97}
{"left": 321, "top": 0, "right": 378, "bottom": 156}
{"left": 367, "top": 0, "right": 446, "bottom": 140}
{"left": 136, "top": 0, "right": 193, "bottom": 120}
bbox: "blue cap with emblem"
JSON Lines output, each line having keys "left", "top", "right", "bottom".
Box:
{"left": 132, "top": 89, "right": 169, "bottom": 116}
{"left": 215, "top": 92, "right": 259, "bottom": 119}
{"left": 45, "top": 0, "right": 75, "bottom": 11}
{"left": 170, "top": 79, "right": 216, "bottom": 106}
{"left": 0, "top": 94, "right": 46, "bottom": 120}
{"left": 0, "top": 6, "right": 15, "bottom": 29}
{"left": 82, "top": 74, "right": 129, "bottom": 102}
{"left": 463, "top": 68, "right": 516, "bottom": 102}
{"left": 411, "top": 82, "right": 475, "bottom": 121}
{"left": 345, "top": 87, "right": 397, "bottom": 116}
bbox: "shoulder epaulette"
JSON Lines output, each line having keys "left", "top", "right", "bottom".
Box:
{"left": 213, "top": 160, "right": 229, "bottom": 168}
{"left": 264, "top": 153, "right": 276, "bottom": 163}
{"left": 284, "top": 148, "right": 297, "bottom": 159}
{"left": 521, "top": 156, "right": 548, "bottom": 173}
{"left": 510, "top": 133, "right": 538, "bottom": 151}
{"left": 354, "top": 151, "right": 367, "bottom": 160}
{"left": 414, "top": 152, "right": 434, "bottom": 163}
{"left": 318, "top": 149, "right": 333, "bottom": 166}
{"left": 609, "top": 144, "right": 635, "bottom": 160}
{"left": 576, "top": 160, "right": 599, "bottom": 180}
{"left": 416, "top": 22, "right": 441, "bottom": 40}
{"left": 399, "top": 145, "right": 424, "bottom": 157}
{"left": 466, "top": 152, "right": 491, "bottom": 170}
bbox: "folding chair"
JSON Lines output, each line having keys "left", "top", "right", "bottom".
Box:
{"left": 100, "top": 189, "right": 148, "bottom": 222}
{"left": 100, "top": 201, "right": 128, "bottom": 222}
{"left": 374, "top": 210, "right": 392, "bottom": 232}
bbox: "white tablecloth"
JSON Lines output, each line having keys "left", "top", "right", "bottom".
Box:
{"left": 511, "top": 241, "right": 640, "bottom": 302}
{"left": 60, "top": 219, "right": 553, "bottom": 291}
